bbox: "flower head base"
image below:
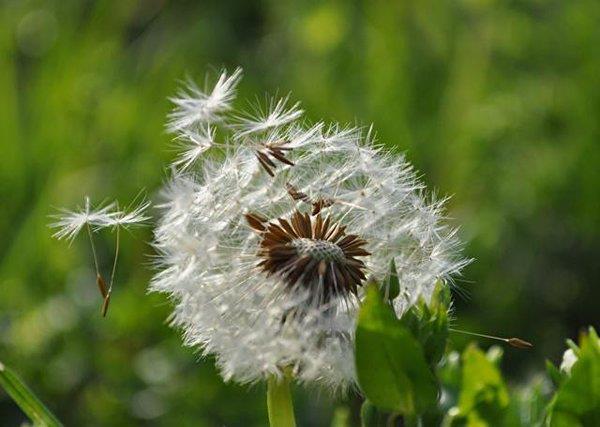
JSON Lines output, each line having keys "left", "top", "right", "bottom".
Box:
{"left": 246, "top": 210, "right": 368, "bottom": 304}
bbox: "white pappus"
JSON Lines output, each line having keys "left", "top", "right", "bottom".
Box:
{"left": 152, "top": 68, "right": 468, "bottom": 391}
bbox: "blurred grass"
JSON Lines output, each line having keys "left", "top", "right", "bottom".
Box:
{"left": 0, "top": 0, "right": 598, "bottom": 425}
{"left": 0, "top": 360, "right": 63, "bottom": 426}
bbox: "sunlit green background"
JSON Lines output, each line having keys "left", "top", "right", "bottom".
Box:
{"left": 1, "top": 0, "right": 598, "bottom": 425}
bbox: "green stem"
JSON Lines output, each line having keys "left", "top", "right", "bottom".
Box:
{"left": 267, "top": 374, "right": 296, "bottom": 427}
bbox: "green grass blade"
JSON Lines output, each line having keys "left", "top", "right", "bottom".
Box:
{"left": 0, "top": 361, "right": 63, "bottom": 426}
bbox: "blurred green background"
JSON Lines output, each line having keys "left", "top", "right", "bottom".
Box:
{"left": 1, "top": 0, "right": 598, "bottom": 425}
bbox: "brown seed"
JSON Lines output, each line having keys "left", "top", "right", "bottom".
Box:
{"left": 311, "top": 198, "right": 334, "bottom": 215}
{"left": 245, "top": 213, "right": 267, "bottom": 231}
{"left": 96, "top": 273, "right": 108, "bottom": 299}
{"left": 101, "top": 293, "right": 111, "bottom": 317}
{"left": 328, "top": 225, "right": 346, "bottom": 243}
{"left": 255, "top": 153, "right": 275, "bottom": 177}
{"left": 318, "top": 260, "right": 327, "bottom": 277}
{"left": 286, "top": 183, "right": 310, "bottom": 203}
{"left": 269, "top": 149, "right": 295, "bottom": 166}
{"left": 313, "top": 214, "right": 324, "bottom": 238}
{"left": 507, "top": 338, "right": 533, "bottom": 349}
{"left": 278, "top": 218, "right": 298, "bottom": 238}
{"left": 257, "top": 151, "right": 276, "bottom": 168}
{"left": 345, "top": 248, "right": 371, "bottom": 257}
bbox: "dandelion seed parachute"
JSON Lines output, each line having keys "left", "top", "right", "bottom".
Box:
{"left": 50, "top": 197, "right": 150, "bottom": 239}
{"left": 50, "top": 197, "right": 116, "bottom": 241}
{"left": 106, "top": 200, "right": 151, "bottom": 228}
{"left": 51, "top": 197, "right": 150, "bottom": 316}
{"left": 152, "top": 68, "right": 468, "bottom": 390}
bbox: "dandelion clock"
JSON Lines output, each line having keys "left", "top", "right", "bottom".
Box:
{"left": 153, "top": 69, "right": 466, "bottom": 389}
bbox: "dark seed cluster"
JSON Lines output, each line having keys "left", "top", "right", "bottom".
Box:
{"left": 286, "top": 183, "right": 335, "bottom": 215}
{"left": 245, "top": 210, "right": 369, "bottom": 302}
{"left": 254, "top": 140, "right": 294, "bottom": 177}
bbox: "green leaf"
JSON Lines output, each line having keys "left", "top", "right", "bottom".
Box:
{"left": 507, "top": 378, "right": 549, "bottom": 427}
{"left": 430, "top": 280, "right": 452, "bottom": 309}
{"left": 399, "top": 281, "right": 450, "bottom": 367}
{"left": 0, "top": 361, "right": 63, "bottom": 426}
{"left": 385, "top": 259, "right": 400, "bottom": 301}
{"left": 331, "top": 406, "right": 351, "bottom": 427}
{"left": 360, "top": 400, "right": 387, "bottom": 427}
{"left": 546, "top": 359, "right": 564, "bottom": 388}
{"left": 452, "top": 344, "right": 510, "bottom": 425}
{"left": 355, "top": 285, "right": 438, "bottom": 415}
{"left": 438, "top": 352, "right": 462, "bottom": 411}
{"left": 484, "top": 346, "right": 504, "bottom": 366}
{"left": 548, "top": 327, "right": 600, "bottom": 426}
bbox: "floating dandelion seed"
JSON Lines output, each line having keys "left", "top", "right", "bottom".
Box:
{"left": 101, "top": 198, "right": 150, "bottom": 316}
{"left": 106, "top": 199, "right": 151, "bottom": 229}
{"left": 50, "top": 196, "right": 115, "bottom": 242}
{"left": 50, "top": 197, "right": 149, "bottom": 316}
{"left": 151, "top": 68, "right": 468, "bottom": 390}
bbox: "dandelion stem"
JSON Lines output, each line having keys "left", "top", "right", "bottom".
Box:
{"left": 267, "top": 373, "right": 296, "bottom": 427}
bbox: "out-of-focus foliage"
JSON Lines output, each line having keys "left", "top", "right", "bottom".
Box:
{"left": 442, "top": 345, "right": 511, "bottom": 426}
{"left": 441, "top": 328, "right": 600, "bottom": 427}
{"left": 356, "top": 288, "right": 598, "bottom": 426}
{"left": 547, "top": 327, "right": 600, "bottom": 426}
{"left": 356, "top": 286, "right": 438, "bottom": 415}
{"left": 398, "top": 281, "right": 450, "bottom": 368}
{"left": 0, "top": 0, "right": 598, "bottom": 425}
{"left": 0, "top": 360, "right": 62, "bottom": 426}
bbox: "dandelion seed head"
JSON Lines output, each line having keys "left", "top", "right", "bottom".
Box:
{"left": 152, "top": 68, "right": 468, "bottom": 391}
